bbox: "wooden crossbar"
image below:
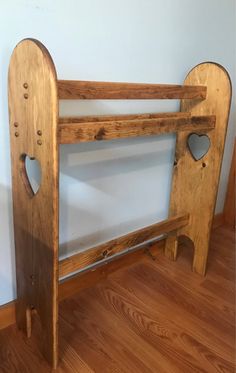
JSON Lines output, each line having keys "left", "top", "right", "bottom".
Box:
{"left": 58, "top": 80, "right": 207, "bottom": 100}
{"left": 59, "top": 113, "right": 215, "bottom": 144}
{"left": 59, "top": 214, "right": 189, "bottom": 278}
{"left": 59, "top": 111, "right": 189, "bottom": 124}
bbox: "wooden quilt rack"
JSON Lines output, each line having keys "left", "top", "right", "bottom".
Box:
{"left": 8, "top": 39, "right": 231, "bottom": 368}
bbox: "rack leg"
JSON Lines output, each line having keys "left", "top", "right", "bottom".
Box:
{"left": 8, "top": 39, "right": 59, "bottom": 368}
{"left": 165, "top": 233, "right": 178, "bottom": 261}
{"left": 26, "top": 307, "right": 32, "bottom": 338}
{"left": 192, "top": 241, "right": 209, "bottom": 276}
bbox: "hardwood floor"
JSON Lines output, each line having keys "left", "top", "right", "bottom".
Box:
{"left": 0, "top": 225, "right": 235, "bottom": 372}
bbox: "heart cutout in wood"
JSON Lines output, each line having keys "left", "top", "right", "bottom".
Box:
{"left": 187, "top": 133, "right": 210, "bottom": 161}
{"left": 21, "top": 155, "right": 42, "bottom": 196}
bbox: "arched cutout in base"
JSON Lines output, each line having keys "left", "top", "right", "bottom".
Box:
{"left": 177, "top": 234, "right": 195, "bottom": 267}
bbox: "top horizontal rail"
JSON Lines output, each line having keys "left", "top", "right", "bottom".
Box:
{"left": 57, "top": 80, "right": 207, "bottom": 100}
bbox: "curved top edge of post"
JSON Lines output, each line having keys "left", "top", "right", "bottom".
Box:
{"left": 184, "top": 61, "right": 232, "bottom": 93}
{"left": 9, "top": 38, "right": 57, "bottom": 81}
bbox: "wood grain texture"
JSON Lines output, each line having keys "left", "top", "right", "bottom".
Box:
{"left": 8, "top": 39, "right": 231, "bottom": 370}
{"left": 0, "top": 225, "right": 234, "bottom": 372}
{"left": 0, "top": 240, "right": 165, "bottom": 330}
{"left": 0, "top": 211, "right": 224, "bottom": 330}
{"left": 59, "top": 214, "right": 189, "bottom": 278}
{"left": 165, "top": 62, "right": 232, "bottom": 275}
{"left": 58, "top": 239, "right": 164, "bottom": 301}
{"left": 59, "top": 111, "right": 189, "bottom": 124}
{"left": 224, "top": 138, "right": 235, "bottom": 228}
{"left": 0, "top": 302, "right": 15, "bottom": 331}
{"left": 8, "top": 39, "right": 59, "bottom": 368}
{"left": 59, "top": 113, "right": 215, "bottom": 144}
{"left": 57, "top": 79, "right": 207, "bottom": 100}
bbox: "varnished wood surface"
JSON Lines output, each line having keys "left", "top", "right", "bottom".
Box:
{"left": 0, "top": 241, "right": 165, "bottom": 330}
{"left": 59, "top": 113, "right": 215, "bottom": 144}
{"left": 0, "top": 212, "right": 226, "bottom": 331}
{"left": 8, "top": 38, "right": 231, "bottom": 370}
{"left": 0, "top": 302, "right": 15, "bottom": 331}
{"left": 59, "top": 239, "right": 165, "bottom": 301}
{"left": 59, "top": 214, "right": 189, "bottom": 278}
{"left": 8, "top": 38, "right": 59, "bottom": 368}
{"left": 0, "top": 225, "right": 234, "bottom": 372}
{"left": 165, "top": 62, "right": 232, "bottom": 276}
{"left": 59, "top": 111, "right": 189, "bottom": 124}
{"left": 58, "top": 79, "right": 207, "bottom": 100}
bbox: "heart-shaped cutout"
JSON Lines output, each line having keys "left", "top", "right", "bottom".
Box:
{"left": 21, "top": 155, "right": 42, "bottom": 196}
{"left": 187, "top": 133, "right": 210, "bottom": 161}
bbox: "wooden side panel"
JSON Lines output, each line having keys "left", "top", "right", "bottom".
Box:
{"left": 165, "top": 63, "right": 231, "bottom": 275}
{"left": 8, "top": 39, "right": 59, "bottom": 368}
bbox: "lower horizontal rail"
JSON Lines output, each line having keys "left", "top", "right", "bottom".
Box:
{"left": 59, "top": 214, "right": 189, "bottom": 278}
{"left": 58, "top": 239, "right": 165, "bottom": 301}
{"left": 58, "top": 113, "right": 215, "bottom": 144}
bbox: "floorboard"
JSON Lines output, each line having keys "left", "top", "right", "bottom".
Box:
{"left": 0, "top": 225, "right": 235, "bottom": 372}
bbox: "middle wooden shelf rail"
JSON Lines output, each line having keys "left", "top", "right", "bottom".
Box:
{"left": 59, "top": 112, "right": 216, "bottom": 144}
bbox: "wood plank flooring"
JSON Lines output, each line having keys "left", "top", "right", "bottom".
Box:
{"left": 0, "top": 225, "right": 235, "bottom": 372}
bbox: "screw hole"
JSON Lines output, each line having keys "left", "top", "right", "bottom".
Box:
{"left": 102, "top": 250, "right": 108, "bottom": 257}
{"left": 23, "top": 83, "right": 28, "bottom": 89}
{"left": 24, "top": 93, "right": 29, "bottom": 99}
{"left": 202, "top": 162, "right": 206, "bottom": 168}
{"left": 14, "top": 122, "right": 19, "bottom": 127}
{"left": 15, "top": 132, "right": 19, "bottom": 137}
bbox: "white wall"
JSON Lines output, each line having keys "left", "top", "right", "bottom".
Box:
{"left": 0, "top": 0, "right": 235, "bottom": 305}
